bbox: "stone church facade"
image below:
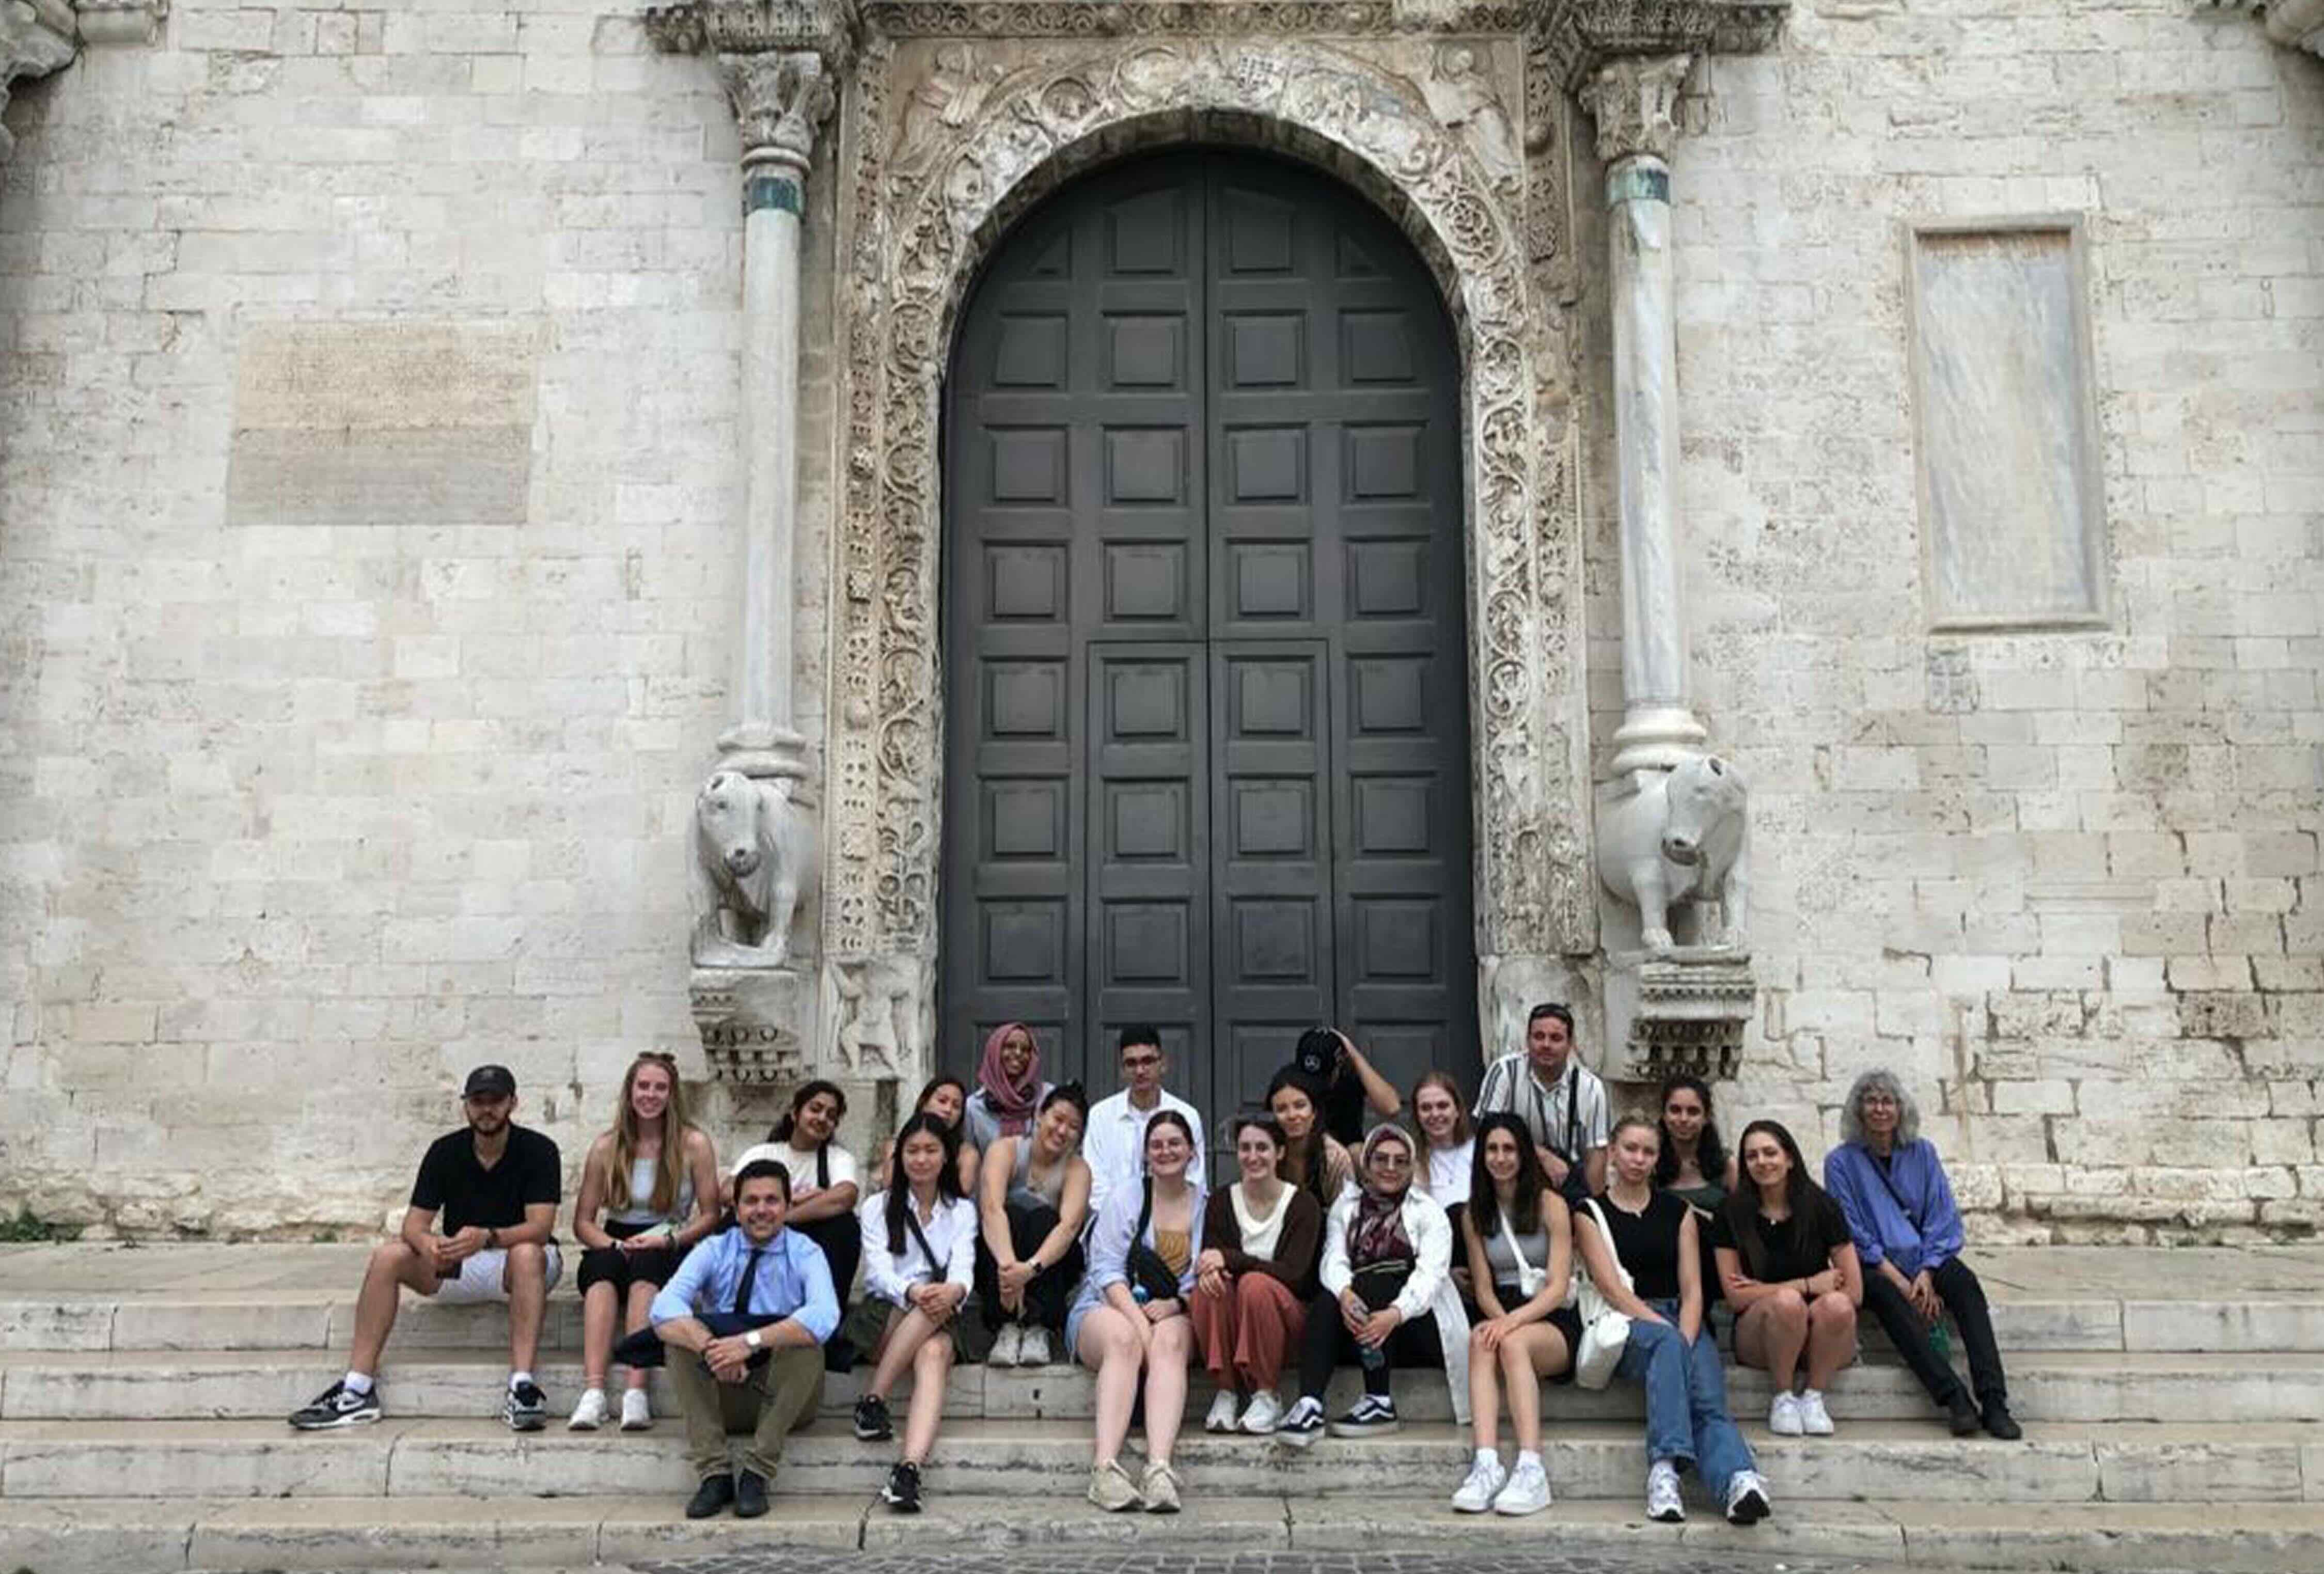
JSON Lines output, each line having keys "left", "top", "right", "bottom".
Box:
{"left": 0, "top": 1, "right": 2317, "bottom": 1238}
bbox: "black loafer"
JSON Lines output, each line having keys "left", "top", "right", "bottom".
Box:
{"left": 1946, "top": 1391, "right": 1980, "bottom": 1437}
{"left": 735, "top": 1468, "right": 770, "bottom": 1518}
{"left": 685, "top": 1473, "right": 735, "bottom": 1519}
{"left": 1982, "top": 1403, "right": 2023, "bottom": 1441}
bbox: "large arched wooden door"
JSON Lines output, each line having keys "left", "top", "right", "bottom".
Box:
{"left": 941, "top": 151, "right": 1477, "bottom": 1121}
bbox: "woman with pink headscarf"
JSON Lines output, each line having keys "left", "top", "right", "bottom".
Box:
{"left": 963, "top": 1022, "right": 1053, "bottom": 1151}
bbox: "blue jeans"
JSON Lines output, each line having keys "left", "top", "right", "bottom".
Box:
{"left": 1614, "top": 1298, "right": 1755, "bottom": 1499}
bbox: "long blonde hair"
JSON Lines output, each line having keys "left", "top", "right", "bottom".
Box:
{"left": 608, "top": 1052, "right": 694, "bottom": 1215}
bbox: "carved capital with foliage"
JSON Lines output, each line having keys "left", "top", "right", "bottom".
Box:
{"left": 1, "top": 0, "right": 75, "bottom": 159}
{"left": 1578, "top": 51, "right": 1689, "bottom": 166}
{"left": 719, "top": 48, "right": 836, "bottom": 177}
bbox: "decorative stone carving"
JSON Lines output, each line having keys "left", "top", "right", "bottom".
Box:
{"left": 646, "top": 0, "right": 855, "bottom": 60}
{"left": 1421, "top": 41, "right": 1521, "bottom": 196}
{"left": 1528, "top": 0, "right": 1787, "bottom": 93}
{"left": 1, "top": 0, "right": 75, "bottom": 160}
{"left": 721, "top": 49, "right": 837, "bottom": 177}
{"left": 692, "top": 967, "right": 814, "bottom": 1083}
{"left": 862, "top": 2, "right": 1530, "bottom": 37}
{"left": 833, "top": 35, "right": 1600, "bottom": 991}
{"left": 894, "top": 41, "right": 1002, "bottom": 177}
{"left": 71, "top": 0, "right": 164, "bottom": 46}
{"left": 1594, "top": 752, "right": 1748, "bottom": 954}
{"left": 1577, "top": 51, "right": 1688, "bottom": 164}
{"left": 692, "top": 768, "right": 821, "bottom": 966}
{"left": 1606, "top": 951, "right": 1755, "bottom": 1083}
{"left": 2208, "top": 0, "right": 2324, "bottom": 58}
{"left": 826, "top": 952, "right": 931, "bottom": 1077}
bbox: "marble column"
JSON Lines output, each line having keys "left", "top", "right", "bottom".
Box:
{"left": 1580, "top": 54, "right": 1707, "bottom": 778}
{"left": 715, "top": 49, "right": 834, "bottom": 780}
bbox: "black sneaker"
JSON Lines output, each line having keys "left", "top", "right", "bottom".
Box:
{"left": 881, "top": 1460, "right": 923, "bottom": 1513}
{"left": 288, "top": 1380, "right": 381, "bottom": 1430}
{"left": 1982, "top": 1402, "right": 2023, "bottom": 1441}
{"left": 685, "top": 1473, "right": 735, "bottom": 1519}
{"left": 1329, "top": 1393, "right": 1400, "bottom": 1437}
{"left": 1273, "top": 1395, "right": 1326, "bottom": 1450}
{"left": 734, "top": 1468, "right": 769, "bottom": 1519}
{"left": 503, "top": 1379, "right": 548, "bottom": 1432}
{"left": 1946, "top": 1390, "right": 1981, "bottom": 1437}
{"left": 853, "top": 1393, "right": 893, "bottom": 1441}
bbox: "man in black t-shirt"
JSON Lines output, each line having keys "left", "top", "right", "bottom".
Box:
{"left": 289, "top": 1064, "right": 564, "bottom": 1433}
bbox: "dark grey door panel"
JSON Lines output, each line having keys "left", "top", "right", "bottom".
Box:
{"left": 945, "top": 151, "right": 1475, "bottom": 1111}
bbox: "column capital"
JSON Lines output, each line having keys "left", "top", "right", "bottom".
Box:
{"left": 719, "top": 49, "right": 836, "bottom": 183}
{"left": 1578, "top": 53, "right": 1692, "bottom": 167}
{"left": 645, "top": 0, "right": 855, "bottom": 65}
{"left": 2, "top": 0, "right": 77, "bottom": 160}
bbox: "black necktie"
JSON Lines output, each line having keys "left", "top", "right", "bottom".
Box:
{"left": 732, "top": 1246, "right": 765, "bottom": 1317}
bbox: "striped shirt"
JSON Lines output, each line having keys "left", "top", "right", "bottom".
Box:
{"left": 1472, "top": 1053, "right": 1610, "bottom": 1164}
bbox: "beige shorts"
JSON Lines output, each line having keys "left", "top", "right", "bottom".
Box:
{"left": 431, "top": 1242, "right": 565, "bottom": 1305}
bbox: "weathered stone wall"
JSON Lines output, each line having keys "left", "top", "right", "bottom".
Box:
{"left": 1582, "top": 0, "right": 2322, "bottom": 1238}
{"left": 0, "top": 1, "right": 2317, "bottom": 1237}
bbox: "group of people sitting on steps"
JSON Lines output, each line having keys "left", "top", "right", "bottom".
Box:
{"left": 287, "top": 1004, "right": 2022, "bottom": 1528}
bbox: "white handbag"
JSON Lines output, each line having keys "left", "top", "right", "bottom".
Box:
{"left": 1572, "top": 1199, "right": 1634, "bottom": 1390}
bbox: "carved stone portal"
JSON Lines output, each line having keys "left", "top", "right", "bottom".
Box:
{"left": 827, "top": 33, "right": 1598, "bottom": 1050}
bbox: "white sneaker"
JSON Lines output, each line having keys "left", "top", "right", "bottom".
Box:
{"left": 1646, "top": 1458, "right": 1685, "bottom": 1522}
{"left": 1018, "top": 1326, "right": 1053, "bottom": 1366}
{"left": 1451, "top": 1453, "right": 1509, "bottom": 1513}
{"left": 1768, "top": 1391, "right": 1805, "bottom": 1436}
{"left": 990, "top": 1324, "right": 1023, "bottom": 1367}
{"left": 1238, "top": 1389, "right": 1284, "bottom": 1435}
{"left": 619, "top": 1388, "right": 652, "bottom": 1431}
{"left": 1797, "top": 1388, "right": 1834, "bottom": 1436}
{"left": 1492, "top": 1455, "right": 1552, "bottom": 1516}
{"left": 1725, "top": 1468, "right": 1773, "bottom": 1525}
{"left": 1204, "top": 1389, "right": 1242, "bottom": 1433}
{"left": 566, "top": 1388, "right": 606, "bottom": 1431}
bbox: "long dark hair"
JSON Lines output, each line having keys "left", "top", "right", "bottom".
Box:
{"left": 1652, "top": 1074, "right": 1730, "bottom": 1190}
{"left": 1266, "top": 1065, "right": 1332, "bottom": 1201}
{"left": 884, "top": 1112, "right": 964, "bottom": 1253}
{"left": 913, "top": 1074, "right": 968, "bottom": 1131}
{"left": 768, "top": 1078, "right": 847, "bottom": 1146}
{"left": 1720, "top": 1119, "right": 1827, "bottom": 1280}
{"left": 1467, "top": 1112, "right": 1548, "bottom": 1240}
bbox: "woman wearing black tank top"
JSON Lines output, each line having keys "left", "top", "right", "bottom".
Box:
{"left": 1574, "top": 1116, "right": 1771, "bottom": 1528}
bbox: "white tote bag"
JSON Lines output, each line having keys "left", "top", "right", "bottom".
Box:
{"left": 1572, "top": 1199, "right": 1635, "bottom": 1390}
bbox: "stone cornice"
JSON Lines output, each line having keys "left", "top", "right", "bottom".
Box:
{"left": 859, "top": 1, "right": 1525, "bottom": 35}
{"left": 1529, "top": 0, "right": 1784, "bottom": 92}
{"left": 645, "top": 0, "right": 856, "bottom": 64}
{"left": 75, "top": 0, "right": 167, "bottom": 46}
{"left": 2, "top": 0, "right": 77, "bottom": 159}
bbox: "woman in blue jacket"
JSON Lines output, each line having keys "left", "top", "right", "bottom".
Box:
{"left": 1823, "top": 1068, "right": 2019, "bottom": 1440}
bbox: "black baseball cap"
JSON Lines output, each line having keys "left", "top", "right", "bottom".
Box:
{"left": 462, "top": 1064, "right": 517, "bottom": 1099}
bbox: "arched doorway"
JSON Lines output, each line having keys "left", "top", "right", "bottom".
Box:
{"left": 940, "top": 150, "right": 1478, "bottom": 1119}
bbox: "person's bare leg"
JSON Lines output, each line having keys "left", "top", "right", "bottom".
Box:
{"left": 1468, "top": 1326, "right": 1502, "bottom": 1451}
{"left": 1142, "top": 1316, "right": 1192, "bottom": 1468}
{"left": 349, "top": 1241, "right": 437, "bottom": 1377}
{"left": 871, "top": 1306, "right": 938, "bottom": 1402}
{"left": 622, "top": 1281, "right": 657, "bottom": 1392}
{"left": 1807, "top": 1290, "right": 1858, "bottom": 1391}
{"left": 503, "top": 1242, "right": 548, "bottom": 1375}
{"left": 901, "top": 1328, "right": 953, "bottom": 1465}
{"left": 580, "top": 1281, "right": 618, "bottom": 1390}
{"left": 1744, "top": 1291, "right": 1810, "bottom": 1393}
{"left": 1502, "top": 1327, "right": 1562, "bottom": 1455}
{"left": 1078, "top": 1311, "right": 1141, "bottom": 1466}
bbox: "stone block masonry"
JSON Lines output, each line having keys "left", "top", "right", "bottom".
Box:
{"left": 0, "top": 1, "right": 2318, "bottom": 1238}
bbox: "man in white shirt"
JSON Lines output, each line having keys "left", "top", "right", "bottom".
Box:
{"left": 1081, "top": 1024, "right": 1206, "bottom": 1217}
{"left": 1471, "top": 1002, "right": 1609, "bottom": 1194}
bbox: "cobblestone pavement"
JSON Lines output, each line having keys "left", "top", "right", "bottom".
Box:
{"left": 635, "top": 1549, "right": 1900, "bottom": 1574}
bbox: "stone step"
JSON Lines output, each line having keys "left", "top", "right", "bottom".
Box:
{"left": 2, "top": 1416, "right": 2316, "bottom": 1505}
{"left": 8, "top": 1345, "right": 2320, "bottom": 1425}
{"left": 6, "top": 1492, "right": 2324, "bottom": 1574}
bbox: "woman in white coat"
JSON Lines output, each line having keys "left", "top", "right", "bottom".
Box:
{"left": 1273, "top": 1124, "right": 1470, "bottom": 1445}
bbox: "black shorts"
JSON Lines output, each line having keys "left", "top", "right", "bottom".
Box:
{"left": 1477, "top": 1283, "right": 1585, "bottom": 1386}
{"left": 576, "top": 1220, "right": 686, "bottom": 1295}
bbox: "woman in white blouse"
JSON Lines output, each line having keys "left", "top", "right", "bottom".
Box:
{"left": 849, "top": 1113, "right": 976, "bottom": 1514}
{"left": 1411, "top": 1071, "right": 1476, "bottom": 1293}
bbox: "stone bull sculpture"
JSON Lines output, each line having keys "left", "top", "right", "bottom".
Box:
{"left": 1595, "top": 753, "right": 1749, "bottom": 954}
{"left": 692, "top": 769, "right": 818, "bottom": 966}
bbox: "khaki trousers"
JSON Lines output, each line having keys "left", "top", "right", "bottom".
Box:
{"left": 667, "top": 1342, "right": 825, "bottom": 1482}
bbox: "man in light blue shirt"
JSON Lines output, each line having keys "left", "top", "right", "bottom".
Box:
{"left": 651, "top": 1157, "right": 838, "bottom": 1519}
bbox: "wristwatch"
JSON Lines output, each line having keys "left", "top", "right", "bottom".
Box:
{"left": 744, "top": 1330, "right": 762, "bottom": 1349}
